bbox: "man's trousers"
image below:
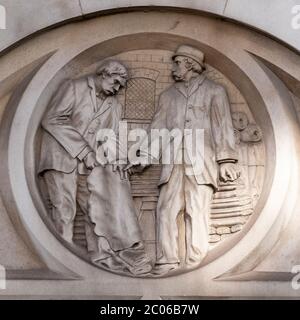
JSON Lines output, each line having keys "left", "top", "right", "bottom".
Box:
{"left": 156, "top": 165, "right": 213, "bottom": 266}
{"left": 43, "top": 169, "right": 97, "bottom": 250}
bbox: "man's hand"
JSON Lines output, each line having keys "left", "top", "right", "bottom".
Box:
{"left": 83, "top": 152, "right": 100, "bottom": 170}
{"left": 124, "top": 163, "right": 148, "bottom": 176}
{"left": 219, "top": 162, "right": 241, "bottom": 182}
{"left": 112, "top": 164, "right": 128, "bottom": 180}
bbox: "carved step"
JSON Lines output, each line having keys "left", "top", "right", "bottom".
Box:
{"left": 73, "top": 227, "right": 85, "bottom": 235}
{"left": 211, "top": 203, "right": 253, "bottom": 215}
{"left": 74, "top": 222, "right": 85, "bottom": 229}
{"left": 211, "top": 197, "right": 251, "bottom": 209}
{"left": 213, "top": 191, "right": 239, "bottom": 199}
{"left": 141, "top": 202, "right": 157, "bottom": 210}
{"left": 74, "top": 234, "right": 87, "bottom": 241}
{"left": 131, "top": 176, "right": 160, "bottom": 182}
{"left": 209, "top": 234, "right": 221, "bottom": 243}
{"left": 217, "top": 185, "right": 237, "bottom": 191}
{"left": 74, "top": 217, "right": 85, "bottom": 223}
{"left": 132, "top": 190, "right": 159, "bottom": 196}
{"left": 141, "top": 196, "right": 159, "bottom": 202}
{"left": 210, "top": 216, "right": 248, "bottom": 227}
{"left": 131, "top": 181, "right": 159, "bottom": 187}
{"left": 212, "top": 195, "right": 251, "bottom": 204}
{"left": 231, "top": 224, "right": 243, "bottom": 233}
{"left": 73, "top": 239, "right": 87, "bottom": 248}
{"left": 210, "top": 209, "right": 253, "bottom": 219}
{"left": 216, "top": 226, "right": 231, "bottom": 235}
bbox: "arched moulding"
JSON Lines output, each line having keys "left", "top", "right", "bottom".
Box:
{"left": 0, "top": 11, "right": 299, "bottom": 283}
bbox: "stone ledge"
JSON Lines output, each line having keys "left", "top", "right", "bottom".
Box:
{"left": 0, "top": 0, "right": 299, "bottom": 56}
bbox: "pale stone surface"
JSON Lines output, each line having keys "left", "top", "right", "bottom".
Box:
{"left": 0, "top": 194, "right": 43, "bottom": 269}
{"left": 0, "top": 0, "right": 299, "bottom": 54}
{"left": 0, "top": 7, "right": 299, "bottom": 297}
{"left": 225, "top": 0, "right": 300, "bottom": 51}
{"left": 0, "top": 0, "right": 82, "bottom": 52}
{"left": 79, "top": 0, "right": 227, "bottom": 16}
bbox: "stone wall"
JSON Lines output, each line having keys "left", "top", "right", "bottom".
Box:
{"left": 0, "top": 6, "right": 299, "bottom": 297}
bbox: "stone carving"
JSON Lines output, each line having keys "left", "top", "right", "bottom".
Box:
{"left": 125, "top": 78, "right": 156, "bottom": 120}
{"left": 38, "top": 60, "right": 152, "bottom": 276}
{"left": 38, "top": 47, "right": 265, "bottom": 278}
{"left": 209, "top": 182, "right": 254, "bottom": 244}
{"left": 208, "top": 113, "right": 264, "bottom": 244}
{"left": 1, "top": 4, "right": 299, "bottom": 298}
{"left": 126, "top": 45, "right": 241, "bottom": 275}
{"left": 233, "top": 114, "right": 264, "bottom": 206}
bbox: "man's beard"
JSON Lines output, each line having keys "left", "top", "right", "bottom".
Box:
{"left": 172, "top": 73, "right": 184, "bottom": 81}
{"left": 103, "top": 88, "right": 115, "bottom": 96}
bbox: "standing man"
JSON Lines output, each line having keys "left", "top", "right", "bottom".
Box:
{"left": 39, "top": 60, "right": 152, "bottom": 275}
{"left": 38, "top": 60, "right": 128, "bottom": 246}
{"left": 128, "top": 45, "right": 240, "bottom": 275}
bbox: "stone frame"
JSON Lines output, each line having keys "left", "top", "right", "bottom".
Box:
{"left": 0, "top": 9, "right": 299, "bottom": 297}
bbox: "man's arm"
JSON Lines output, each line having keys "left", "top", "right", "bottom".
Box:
{"left": 125, "top": 93, "right": 168, "bottom": 174}
{"left": 42, "top": 80, "right": 92, "bottom": 160}
{"left": 211, "top": 86, "right": 240, "bottom": 182}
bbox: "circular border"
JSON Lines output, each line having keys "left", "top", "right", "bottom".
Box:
{"left": 4, "top": 13, "right": 297, "bottom": 280}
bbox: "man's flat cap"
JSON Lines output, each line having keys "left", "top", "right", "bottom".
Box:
{"left": 172, "top": 45, "right": 205, "bottom": 68}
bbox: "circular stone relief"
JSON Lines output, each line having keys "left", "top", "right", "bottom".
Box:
{"left": 3, "top": 10, "right": 298, "bottom": 285}
{"left": 35, "top": 48, "right": 265, "bottom": 277}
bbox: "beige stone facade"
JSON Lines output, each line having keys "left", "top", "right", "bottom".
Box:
{"left": 0, "top": 2, "right": 299, "bottom": 298}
